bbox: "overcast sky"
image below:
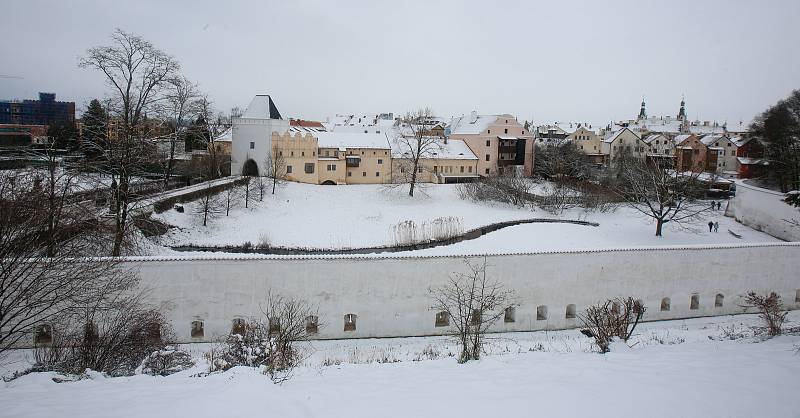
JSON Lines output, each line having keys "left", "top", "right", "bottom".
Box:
{"left": 2, "top": 0, "right": 799, "bottom": 126}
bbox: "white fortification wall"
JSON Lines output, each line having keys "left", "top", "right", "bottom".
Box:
{"left": 727, "top": 182, "right": 800, "bottom": 241}
{"left": 230, "top": 118, "right": 289, "bottom": 176}
{"left": 127, "top": 243, "right": 800, "bottom": 343}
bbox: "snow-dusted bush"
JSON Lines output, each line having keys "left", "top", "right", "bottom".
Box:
{"left": 744, "top": 291, "right": 788, "bottom": 336}
{"left": 784, "top": 191, "right": 800, "bottom": 207}
{"left": 579, "top": 297, "right": 646, "bottom": 353}
{"left": 139, "top": 346, "right": 195, "bottom": 376}
{"left": 207, "top": 330, "right": 272, "bottom": 372}
{"left": 257, "top": 232, "right": 272, "bottom": 249}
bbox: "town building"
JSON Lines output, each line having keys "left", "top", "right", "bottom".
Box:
{"left": 601, "top": 127, "right": 648, "bottom": 164}
{"left": 392, "top": 138, "right": 479, "bottom": 184}
{"left": 643, "top": 133, "right": 676, "bottom": 167}
{"left": 447, "top": 111, "right": 534, "bottom": 176}
{"left": 231, "top": 95, "right": 289, "bottom": 176}
{"left": 0, "top": 92, "right": 75, "bottom": 126}
{"left": 674, "top": 134, "right": 715, "bottom": 173}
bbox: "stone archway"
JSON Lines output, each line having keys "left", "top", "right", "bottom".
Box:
{"left": 320, "top": 180, "right": 337, "bottom": 185}
{"left": 242, "top": 159, "right": 259, "bottom": 176}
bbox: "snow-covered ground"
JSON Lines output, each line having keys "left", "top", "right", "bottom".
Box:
{"left": 2, "top": 313, "right": 799, "bottom": 418}
{"left": 149, "top": 182, "right": 780, "bottom": 254}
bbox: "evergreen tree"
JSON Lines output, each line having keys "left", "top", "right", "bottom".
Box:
{"left": 81, "top": 99, "right": 108, "bottom": 159}
{"left": 47, "top": 120, "right": 80, "bottom": 151}
{"left": 750, "top": 90, "right": 800, "bottom": 192}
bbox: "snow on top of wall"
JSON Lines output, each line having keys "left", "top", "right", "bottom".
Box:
{"left": 214, "top": 127, "right": 232, "bottom": 142}
{"left": 314, "top": 132, "right": 391, "bottom": 150}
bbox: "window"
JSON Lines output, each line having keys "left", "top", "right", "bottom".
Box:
{"left": 504, "top": 128, "right": 508, "bottom": 134}
{"left": 487, "top": 129, "right": 491, "bottom": 134}
{"left": 536, "top": 305, "right": 548, "bottom": 320}
{"left": 471, "top": 309, "right": 482, "bottom": 326}
{"left": 435, "top": 311, "right": 449, "bottom": 327}
{"left": 485, "top": 168, "right": 490, "bottom": 175}
{"left": 504, "top": 307, "right": 516, "bottom": 323}
{"left": 418, "top": 167, "right": 423, "bottom": 173}
{"left": 348, "top": 172, "right": 352, "bottom": 177}
{"left": 468, "top": 166, "right": 472, "bottom": 173}
{"left": 661, "top": 297, "right": 671, "bottom": 311}
{"left": 191, "top": 320, "right": 204, "bottom": 338}
{"left": 344, "top": 314, "right": 357, "bottom": 332}
{"left": 377, "top": 159, "right": 383, "bottom": 164}
{"left": 375, "top": 172, "right": 380, "bottom": 177}
{"left": 486, "top": 140, "right": 490, "bottom": 147}
{"left": 460, "top": 166, "right": 464, "bottom": 173}
{"left": 485, "top": 154, "right": 490, "bottom": 161}
{"left": 301, "top": 151, "right": 305, "bottom": 157}
{"left": 690, "top": 294, "right": 700, "bottom": 310}
{"left": 715, "top": 294, "right": 724, "bottom": 308}
{"left": 362, "top": 171, "right": 366, "bottom": 177}
{"left": 304, "top": 163, "right": 315, "bottom": 174}
{"left": 34, "top": 324, "right": 53, "bottom": 345}
{"left": 279, "top": 150, "right": 283, "bottom": 156}
{"left": 291, "top": 151, "right": 294, "bottom": 157}
{"left": 327, "top": 164, "right": 336, "bottom": 171}
{"left": 232, "top": 318, "right": 246, "bottom": 335}
{"left": 305, "top": 315, "right": 319, "bottom": 334}
{"left": 249, "top": 141, "right": 255, "bottom": 149}
{"left": 565, "top": 304, "right": 577, "bottom": 319}
{"left": 287, "top": 165, "right": 293, "bottom": 174}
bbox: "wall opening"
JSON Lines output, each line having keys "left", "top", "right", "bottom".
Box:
{"left": 268, "top": 317, "right": 280, "bottom": 335}
{"left": 715, "top": 294, "right": 724, "bottom": 308}
{"left": 191, "top": 320, "right": 204, "bottom": 338}
{"left": 565, "top": 304, "right": 577, "bottom": 319}
{"left": 305, "top": 315, "right": 319, "bottom": 334}
{"left": 536, "top": 305, "right": 548, "bottom": 320}
{"left": 344, "top": 314, "right": 357, "bottom": 332}
{"left": 435, "top": 311, "right": 450, "bottom": 327}
{"left": 471, "top": 309, "right": 482, "bottom": 326}
{"left": 690, "top": 294, "right": 700, "bottom": 310}
{"left": 660, "top": 297, "right": 671, "bottom": 311}
{"left": 34, "top": 324, "right": 53, "bottom": 345}
{"left": 321, "top": 180, "right": 337, "bottom": 185}
{"left": 242, "top": 159, "right": 259, "bottom": 176}
{"left": 232, "top": 318, "right": 246, "bottom": 335}
{"left": 504, "top": 307, "right": 516, "bottom": 323}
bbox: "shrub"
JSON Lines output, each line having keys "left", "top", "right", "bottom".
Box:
{"left": 579, "top": 297, "right": 646, "bottom": 353}
{"left": 139, "top": 346, "right": 195, "bottom": 376}
{"left": 744, "top": 291, "right": 787, "bottom": 336}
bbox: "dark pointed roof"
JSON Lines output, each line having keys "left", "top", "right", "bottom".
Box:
{"left": 241, "top": 94, "right": 282, "bottom": 120}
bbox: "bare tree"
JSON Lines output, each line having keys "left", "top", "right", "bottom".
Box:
{"left": 195, "top": 183, "right": 225, "bottom": 227}
{"left": 79, "top": 29, "right": 180, "bottom": 256}
{"left": 241, "top": 176, "right": 258, "bottom": 209}
{"left": 579, "top": 297, "right": 646, "bottom": 353}
{"left": 743, "top": 291, "right": 788, "bottom": 336}
{"left": 255, "top": 175, "right": 268, "bottom": 201}
{"left": 391, "top": 108, "right": 444, "bottom": 197}
{"left": 161, "top": 75, "right": 200, "bottom": 187}
{"left": 607, "top": 155, "right": 711, "bottom": 236}
{"left": 196, "top": 96, "right": 227, "bottom": 180}
{"left": 0, "top": 172, "right": 134, "bottom": 359}
{"left": 429, "top": 257, "right": 516, "bottom": 363}
{"left": 264, "top": 150, "right": 288, "bottom": 195}
{"left": 260, "top": 292, "right": 320, "bottom": 382}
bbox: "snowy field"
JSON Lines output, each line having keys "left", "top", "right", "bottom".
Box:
{"left": 150, "top": 182, "right": 780, "bottom": 254}
{"left": 2, "top": 312, "right": 799, "bottom": 418}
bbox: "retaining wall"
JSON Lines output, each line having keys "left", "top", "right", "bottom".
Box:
{"left": 727, "top": 182, "right": 800, "bottom": 241}
{"left": 125, "top": 243, "right": 800, "bottom": 342}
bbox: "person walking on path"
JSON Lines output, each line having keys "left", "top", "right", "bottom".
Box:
{"left": 711, "top": 201, "right": 717, "bottom": 210}
{"left": 708, "top": 221, "right": 714, "bottom": 232}
{"left": 713, "top": 221, "right": 719, "bottom": 232}
{"left": 717, "top": 201, "right": 722, "bottom": 210}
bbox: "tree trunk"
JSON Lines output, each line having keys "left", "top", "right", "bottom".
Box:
{"left": 655, "top": 218, "right": 664, "bottom": 237}
{"left": 164, "top": 136, "right": 176, "bottom": 188}
{"left": 409, "top": 162, "right": 418, "bottom": 197}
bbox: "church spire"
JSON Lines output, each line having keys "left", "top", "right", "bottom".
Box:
{"left": 677, "top": 96, "right": 686, "bottom": 121}
{"left": 638, "top": 98, "right": 647, "bottom": 120}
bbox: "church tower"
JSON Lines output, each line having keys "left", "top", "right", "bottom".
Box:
{"left": 638, "top": 98, "right": 647, "bottom": 120}
{"left": 677, "top": 97, "right": 687, "bottom": 121}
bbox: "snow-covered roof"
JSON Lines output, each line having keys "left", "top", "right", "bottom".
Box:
{"left": 240, "top": 95, "right": 282, "bottom": 119}
{"left": 688, "top": 122, "right": 724, "bottom": 135}
{"left": 700, "top": 134, "right": 724, "bottom": 146}
{"left": 448, "top": 112, "right": 500, "bottom": 135}
{"left": 642, "top": 134, "right": 668, "bottom": 144}
{"left": 603, "top": 128, "right": 639, "bottom": 143}
{"left": 314, "top": 132, "right": 391, "bottom": 150}
{"left": 737, "top": 157, "right": 768, "bottom": 165}
{"left": 638, "top": 117, "right": 684, "bottom": 134}
{"left": 729, "top": 136, "right": 750, "bottom": 147}
{"left": 214, "top": 127, "right": 232, "bottom": 142}
{"left": 674, "top": 134, "right": 694, "bottom": 144}
{"left": 289, "top": 126, "right": 326, "bottom": 133}
{"left": 391, "top": 138, "right": 477, "bottom": 160}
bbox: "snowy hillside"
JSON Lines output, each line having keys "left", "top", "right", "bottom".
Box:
{"left": 2, "top": 313, "right": 799, "bottom": 418}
